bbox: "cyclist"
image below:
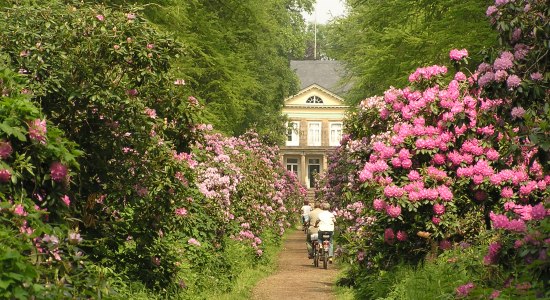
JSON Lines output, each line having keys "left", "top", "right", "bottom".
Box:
{"left": 314, "top": 202, "right": 336, "bottom": 263}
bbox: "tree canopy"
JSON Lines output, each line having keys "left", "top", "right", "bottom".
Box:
{"left": 326, "top": 0, "right": 498, "bottom": 105}
{"left": 90, "top": 0, "right": 314, "bottom": 141}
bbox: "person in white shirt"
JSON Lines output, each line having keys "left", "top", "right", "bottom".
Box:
{"left": 306, "top": 202, "right": 323, "bottom": 258}
{"left": 300, "top": 200, "right": 312, "bottom": 227}
{"left": 314, "top": 202, "right": 336, "bottom": 261}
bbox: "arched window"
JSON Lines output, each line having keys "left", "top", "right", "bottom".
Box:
{"left": 306, "top": 95, "right": 323, "bottom": 103}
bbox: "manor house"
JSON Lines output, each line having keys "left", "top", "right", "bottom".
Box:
{"left": 281, "top": 60, "right": 349, "bottom": 188}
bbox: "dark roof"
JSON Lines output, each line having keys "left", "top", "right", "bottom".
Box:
{"left": 290, "top": 60, "right": 350, "bottom": 95}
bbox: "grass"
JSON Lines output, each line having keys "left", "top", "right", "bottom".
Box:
{"left": 198, "top": 226, "right": 297, "bottom": 300}
{"left": 335, "top": 284, "right": 356, "bottom": 300}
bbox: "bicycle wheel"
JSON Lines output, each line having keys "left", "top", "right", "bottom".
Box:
{"left": 313, "top": 245, "right": 319, "bottom": 267}
{"left": 313, "top": 252, "right": 319, "bottom": 267}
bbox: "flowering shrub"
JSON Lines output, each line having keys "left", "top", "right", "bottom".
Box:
{"left": 193, "top": 130, "right": 304, "bottom": 253}
{"left": 0, "top": 64, "right": 110, "bottom": 298}
{"left": 0, "top": 1, "right": 205, "bottom": 290}
{"left": 0, "top": 1, "right": 306, "bottom": 297}
{"left": 321, "top": 1, "right": 548, "bottom": 297}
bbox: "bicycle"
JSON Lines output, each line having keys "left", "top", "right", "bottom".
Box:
{"left": 312, "top": 232, "right": 331, "bottom": 269}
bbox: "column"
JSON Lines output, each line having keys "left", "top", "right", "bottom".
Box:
{"left": 323, "top": 154, "right": 328, "bottom": 173}
{"left": 300, "top": 153, "right": 306, "bottom": 186}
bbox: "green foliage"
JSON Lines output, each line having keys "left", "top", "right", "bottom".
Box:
{"left": 347, "top": 245, "right": 484, "bottom": 300}
{"left": 0, "top": 0, "right": 309, "bottom": 298}
{"left": 327, "top": 0, "right": 497, "bottom": 105}
{"left": 0, "top": 0, "right": 202, "bottom": 291}
{"left": 0, "top": 60, "right": 116, "bottom": 299}
{"left": 92, "top": 0, "right": 314, "bottom": 139}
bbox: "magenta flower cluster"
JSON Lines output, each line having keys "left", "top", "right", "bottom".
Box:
{"left": 449, "top": 48, "right": 468, "bottom": 61}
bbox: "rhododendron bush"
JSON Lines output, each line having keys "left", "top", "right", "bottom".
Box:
{"left": 0, "top": 65, "right": 104, "bottom": 298}
{"left": 320, "top": 0, "right": 548, "bottom": 297}
{"left": 0, "top": 1, "right": 305, "bottom": 298}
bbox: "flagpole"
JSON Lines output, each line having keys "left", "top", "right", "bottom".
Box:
{"left": 314, "top": 10, "right": 317, "bottom": 60}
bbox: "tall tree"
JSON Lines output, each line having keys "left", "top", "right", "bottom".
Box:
{"left": 91, "top": 0, "right": 314, "bottom": 141}
{"left": 326, "top": 0, "right": 498, "bottom": 105}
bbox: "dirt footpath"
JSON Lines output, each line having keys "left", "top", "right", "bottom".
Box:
{"left": 251, "top": 229, "right": 339, "bottom": 300}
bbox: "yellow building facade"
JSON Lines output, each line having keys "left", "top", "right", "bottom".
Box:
{"left": 281, "top": 83, "right": 348, "bottom": 188}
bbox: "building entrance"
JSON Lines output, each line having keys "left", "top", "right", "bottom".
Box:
{"left": 308, "top": 158, "right": 320, "bottom": 188}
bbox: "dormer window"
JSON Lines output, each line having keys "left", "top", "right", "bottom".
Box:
{"left": 306, "top": 95, "right": 323, "bottom": 104}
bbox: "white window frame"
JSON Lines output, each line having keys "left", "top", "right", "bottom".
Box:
{"left": 286, "top": 158, "right": 299, "bottom": 176}
{"left": 308, "top": 122, "right": 321, "bottom": 146}
{"left": 286, "top": 121, "right": 299, "bottom": 146}
{"left": 329, "top": 122, "right": 343, "bottom": 146}
{"left": 306, "top": 95, "right": 324, "bottom": 104}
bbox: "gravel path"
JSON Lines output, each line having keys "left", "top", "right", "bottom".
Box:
{"left": 251, "top": 229, "right": 339, "bottom": 300}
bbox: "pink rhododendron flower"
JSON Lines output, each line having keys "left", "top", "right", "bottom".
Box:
{"left": 433, "top": 203, "right": 445, "bottom": 215}
{"left": 454, "top": 72, "right": 467, "bottom": 81}
{"left": 188, "top": 96, "right": 199, "bottom": 106}
{"left": 437, "top": 185, "right": 453, "bottom": 201}
{"left": 408, "top": 65, "right": 447, "bottom": 82}
{"left": 175, "top": 207, "right": 188, "bottom": 216}
{"left": 28, "top": 119, "right": 47, "bottom": 144}
{"left": 530, "top": 72, "right": 543, "bottom": 81}
{"left": 495, "top": 0, "right": 509, "bottom": 6}
{"left": 511, "top": 106, "right": 526, "bottom": 119}
{"left": 62, "top": 195, "right": 70, "bottom": 206}
{"left": 373, "top": 198, "right": 386, "bottom": 211}
{"left": 407, "top": 170, "right": 421, "bottom": 181}
{"left": 478, "top": 72, "right": 495, "bottom": 87}
{"left": 188, "top": 238, "right": 201, "bottom": 246}
{"left": 484, "top": 242, "right": 501, "bottom": 265}
{"left": 96, "top": 14, "right": 104, "bottom": 21}
{"left": 490, "top": 290, "right": 501, "bottom": 299}
{"left": 50, "top": 162, "right": 68, "bottom": 182}
{"left": 511, "top": 27, "right": 522, "bottom": 42}
{"left": 485, "top": 148, "right": 500, "bottom": 161}
{"left": 530, "top": 203, "right": 547, "bottom": 220}
{"left": 396, "top": 231, "right": 408, "bottom": 241}
{"left": 69, "top": 232, "right": 83, "bottom": 244}
{"left": 386, "top": 204, "right": 402, "bottom": 218}
{"left": 401, "top": 159, "right": 412, "bottom": 169}
{"left": 384, "top": 228, "right": 395, "bottom": 245}
{"left": 439, "top": 240, "right": 451, "bottom": 250}
{"left": 495, "top": 70, "right": 508, "bottom": 81}
{"left": 432, "top": 216, "right": 441, "bottom": 225}
{"left": 384, "top": 185, "right": 404, "bottom": 198}
{"left": 126, "top": 13, "right": 136, "bottom": 20}
{"left": 507, "top": 74, "right": 521, "bottom": 88}
{"left": 144, "top": 108, "right": 157, "bottom": 119}
{"left": 356, "top": 250, "right": 365, "bottom": 261}
{"left": 0, "top": 169, "right": 11, "bottom": 183}
{"left": 126, "top": 89, "right": 138, "bottom": 96}
{"left": 501, "top": 187, "right": 515, "bottom": 198}
{"left": 432, "top": 153, "right": 446, "bottom": 165}
{"left": 0, "top": 140, "right": 12, "bottom": 159}
{"left": 456, "top": 282, "right": 475, "bottom": 297}
{"left": 449, "top": 49, "right": 468, "bottom": 61}
{"left": 486, "top": 6, "right": 498, "bottom": 16}
{"left": 358, "top": 169, "right": 373, "bottom": 182}
{"left": 14, "top": 204, "right": 27, "bottom": 216}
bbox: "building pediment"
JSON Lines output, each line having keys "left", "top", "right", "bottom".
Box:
{"left": 284, "top": 84, "right": 347, "bottom": 108}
